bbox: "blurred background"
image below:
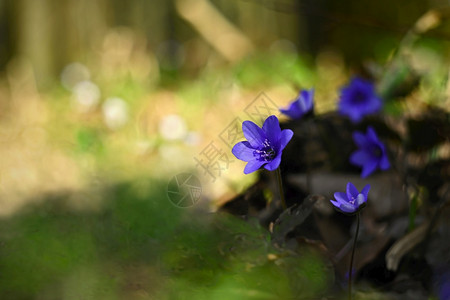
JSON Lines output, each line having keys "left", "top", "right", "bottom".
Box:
{"left": 0, "top": 0, "right": 449, "bottom": 298}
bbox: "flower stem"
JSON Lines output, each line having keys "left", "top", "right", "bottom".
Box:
{"left": 348, "top": 212, "right": 360, "bottom": 300}
{"left": 275, "top": 167, "right": 287, "bottom": 210}
{"left": 305, "top": 118, "right": 314, "bottom": 193}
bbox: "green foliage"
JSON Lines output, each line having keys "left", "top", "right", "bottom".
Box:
{"left": 0, "top": 179, "right": 330, "bottom": 299}
{"left": 76, "top": 128, "right": 104, "bottom": 154}
{"left": 232, "top": 52, "right": 315, "bottom": 88}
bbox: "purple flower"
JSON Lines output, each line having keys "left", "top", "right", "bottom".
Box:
{"left": 330, "top": 182, "right": 370, "bottom": 214}
{"left": 232, "top": 115, "right": 293, "bottom": 174}
{"left": 440, "top": 281, "right": 450, "bottom": 300}
{"left": 350, "top": 126, "right": 390, "bottom": 178}
{"left": 338, "top": 77, "right": 382, "bottom": 123}
{"left": 438, "top": 270, "right": 450, "bottom": 300}
{"left": 280, "top": 89, "right": 314, "bottom": 119}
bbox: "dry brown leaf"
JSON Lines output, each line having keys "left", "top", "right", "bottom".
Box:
{"left": 385, "top": 222, "right": 429, "bottom": 271}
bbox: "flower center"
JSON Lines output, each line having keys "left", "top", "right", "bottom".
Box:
{"left": 371, "top": 145, "right": 382, "bottom": 157}
{"left": 349, "top": 197, "right": 356, "bottom": 205}
{"left": 349, "top": 193, "right": 365, "bottom": 208}
{"left": 254, "top": 139, "right": 276, "bottom": 161}
{"left": 352, "top": 90, "right": 367, "bottom": 104}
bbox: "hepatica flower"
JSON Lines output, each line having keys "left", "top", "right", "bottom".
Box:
{"left": 330, "top": 182, "right": 370, "bottom": 214}
{"left": 280, "top": 89, "right": 314, "bottom": 119}
{"left": 333, "top": 182, "right": 369, "bottom": 298}
{"left": 232, "top": 115, "right": 293, "bottom": 174}
{"left": 350, "top": 126, "right": 390, "bottom": 178}
{"left": 338, "top": 77, "right": 382, "bottom": 123}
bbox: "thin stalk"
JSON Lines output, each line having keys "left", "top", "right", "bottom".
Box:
{"left": 348, "top": 212, "right": 360, "bottom": 300}
{"left": 305, "top": 118, "right": 314, "bottom": 194}
{"left": 275, "top": 167, "right": 287, "bottom": 210}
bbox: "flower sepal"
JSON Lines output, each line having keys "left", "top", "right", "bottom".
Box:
{"left": 332, "top": 201, "right": 366, "bottom": 216}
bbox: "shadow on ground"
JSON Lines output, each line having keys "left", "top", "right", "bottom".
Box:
{"left": 0, "top": 178, "right": 331, "bottom": 300}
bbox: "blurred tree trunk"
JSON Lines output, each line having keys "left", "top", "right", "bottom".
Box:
{"left": 0, "top": 0, "right": 13, "bottom": 70}
{"left": 5, "top": 0, "right": 171, "bottom": 85}
{"left": 56, "top": 0, "right": 110, "bottom": 66}
{"left": 0, "top": 0, "right": 434, "bottom": 86}
{"left": 8, "top": 0, "right": 110, "bottom": 86}
{"left": 12, "top": 0, "right": 54, "bottom": 86}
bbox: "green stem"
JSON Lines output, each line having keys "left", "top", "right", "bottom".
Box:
{"left": 348, "top": 212, "right": 360, "bottom": 300}
{"left": 275, "top": 167, "right": 287, "bottom": 210}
